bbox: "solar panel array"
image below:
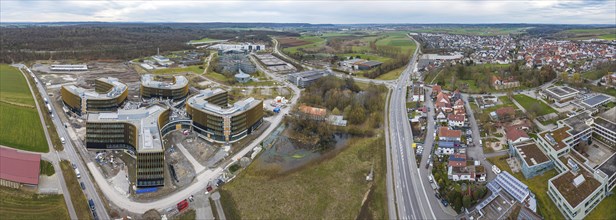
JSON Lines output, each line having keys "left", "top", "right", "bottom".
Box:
{"left": 494, "top": 171, "right": 530, "bottom": 203}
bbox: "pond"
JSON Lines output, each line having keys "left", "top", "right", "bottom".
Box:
{"left": 254, "top": 125, "right": 350, "bottom": 174}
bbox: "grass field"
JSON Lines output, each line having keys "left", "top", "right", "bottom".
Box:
{"left": 374, "top": 66, "right": 405, "bottom": 80}
{"left": 281, "top": 36, "right": 326, "bottom": 54}
{"left": 376, "top": 31, "right": 416, "bottom": 54}
{"left": 0, "top": 64, "right": 48, "bottom": 152}
{"left": 173, "top": 209, "right": 196, "bottom": 220}
{"left": 60, "top": 160, "right": 93, "bottom": 220}
{"left": 220, "top": 135, "right": 387, "bottom": 219}
{"left": 337, "top": 53, "right": 392, "bottom": 63}
{"left": 0, "top": 186, "right": 69, "bottom": 220}
{"left": 487, "top": 155, "right": 563, "bottom": 219}
{"left": 558, "top": 28, "right": 616, "bottom": 40}
{"left": 40, "top": 160, "right": 55, "bottom": 176}
{"left": 152, "top": 65, "right": 203, "bottom": 75}
{"left": 513, "top": 94, "right": 557, "bottom": 116}
{"left": 188, "top": 37, "right": 224, "bottom": 44}
{"left": 585, "top": 188, "right": 616, "bottom": 220}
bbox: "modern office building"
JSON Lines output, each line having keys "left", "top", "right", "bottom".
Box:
{"left": 509, "top": 141, "right": 554, "bottom": 179}
{"left": 86, "top": 105, "right": 169, "bottom": 188}
{"left": 61, "top": 77, "right": 128, "bottom": 115}
{"left": 543, "top": 86, "right": 580, "bottom": 104}
{"left": 534, "top": 109, "right": 616, "bottom": 219}
{"left": 186, "top": 89, "right": 263, "bottom": 143}
{"left": 287, "top": 70, "right": 330, "bottom": 88}
{"left": 140, "top": 74, "right": 189, "bottom": 101}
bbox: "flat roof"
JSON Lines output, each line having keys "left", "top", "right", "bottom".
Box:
{"left": 0, "top": 147, "right": 41, "bottom": 185}
{"left": 599, "top": 106, "right": 616, "bottom": 124}
{"left": 187, "top": 89, "right": 260, "bottom": 116}
{"left": 255, "top": 54, "right": 288, "bottom": 66}
{"left": 515, "top": 142, "right": 550, "bottom": 166}
{"left": 561, "top": 112, "right": 593, "bottom": 136}
{"left": 582, "top": 94, "right": 611, "bottom": 108}
{"left": 598, "top": 153, "right": 616, "bottom": 178}
{"left": 551, "top": 169, "right": 602, "bottom": 208}
{"left": 539, "top": 126, "right": 571, "bottom": 151}
{"left": 141, "top": 74, "right": 188, "bottom": 90}
{"left": 545, "top": 86, "right": 579, "bottom": 98}
{"left": 88, "top": 105, "right": 167, "bottom": 152}
{"left": 63, "top": 77, "right": 127, "bottom": 100}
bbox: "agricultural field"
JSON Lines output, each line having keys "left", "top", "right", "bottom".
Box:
{"left": 414, "top": 27, "right": 529, "bottom": 36}
{"left": 0, "top": 64, "right": 48, "bottom": 152}
{"left": 0, "top": 186, "right": 69, "bottom": 220}
{"left": 556, "top": 28, "right": 616, "bottom": 40}
{"left": 375, "top": 31, "right": 417, "bottom": 54}
{"left": 220, "top": 135, "right": 388, "bottom": 220}
{"left": 279, "top": 35, "right": 326, "bottom": 54}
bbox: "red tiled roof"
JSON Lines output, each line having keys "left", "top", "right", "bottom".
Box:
{"left": 299, "top": 105, "right": 327, "bottom": 117}
{"left": 433, "top": 85, "right": 442, "bottom": 94}
{"left": 496, "top": 107, "right": 516, "bottom": 117}
{"left": 506, "top": 127, "right": 529, "bottom": 142}
{"left": 0, "top": 147, "right": 41, "bottom": 185}
{"left": 448, "top": 114, "right": 465, "bottom": 122}
{"left": 439, "top": 127, "right": 462, "bottom": 138}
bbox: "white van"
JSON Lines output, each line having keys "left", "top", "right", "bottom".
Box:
{"left": 60, "top": 137, "right": 66, "bottom": 144}
{"left": 428, "top": 174, "right": 434, "bottom": 183}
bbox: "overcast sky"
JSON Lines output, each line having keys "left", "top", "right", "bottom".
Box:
{"left": 1, "top": 0, "right": 615, "bottom": 24}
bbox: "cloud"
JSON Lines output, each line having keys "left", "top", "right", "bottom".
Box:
{"left": 1, "top": 0, "right": 614, "bottom": 24}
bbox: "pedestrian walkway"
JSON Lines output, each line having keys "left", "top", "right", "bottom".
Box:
{"left": 194, "top": 193, "right": 215, "bottom": 220}
{"left": 176, "top": 142, "right": 206, "bottom": 173}
{"left": 211, "top": 192, "right": 226, "bottom": 220}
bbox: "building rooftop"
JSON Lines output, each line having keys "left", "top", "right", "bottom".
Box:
{"left": 561, "top": 112, "right": 593, "bottom": 136}
{"left": 489, "top": 171, "right": 531, "bottom": 203}
{"left": 515, "top": 142, "right": 550, "bottom": 166}
{"left": 187, "top": 89, "right": 261, "bottom": 116}
{"left": 64, "top": 77, "right": 127, "bottom": 100}
{"left": 598, "top": 153, "right": 616, "bottom": 178}
{"left": 0, "top": 147, "right": 41, "bottom": 185}
{"left": 439, "top": 127, "right": 462, "bottom": 138}
{"left": 288, "top": 70, "right": 330, "bottom": 81}
{"left": 545, "top": 86, "right": 579, "bottom": 98}
{"left": 581, "top": 94, "right": 611, "bottom": 108}
{"left": 550, "top": 169, "right": 602, "bottom": 208}
{"left": 299, "top": 105, "right": 327, "bottom": 117}
{"left": 539, "top": 126, "right": 571, "bottom": 151}
{"left": 598, "top": 106, "right": 616, "bottom": 124}
{"left": 359, "top": 60, "right": 383, "bottom": 67}
{"left": 87, "top": 105, "right": 167, "bottom": 152}
{"left": 141, "top": 74, "right": 188, "bottom": 90}
{"left": 235, "top": 69, "right": 251, "bottom": 79}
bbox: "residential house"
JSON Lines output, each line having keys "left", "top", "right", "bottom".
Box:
{"left": 299, "top": 105, "right": 327, "bottom": 121}
{"left": 491, "top": 106, "right": 516, "bottom": 122}
{"left": 438, "top": 141, "right": 456, "bottom": 155}
{"left": 448, "top": 114, "right": 465, "bottom": 127}
{"left": 439, "top": 126, "right": 462, "bottom": 142}
{"left": 448, "top": 153, "right": 467, "bottom": 167}
{"left": 506, "top": 126, "right": 530, "bottom": 144}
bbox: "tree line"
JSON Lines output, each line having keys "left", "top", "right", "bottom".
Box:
{"left": 0, "top": 25, "right": 298, "bottom": 63}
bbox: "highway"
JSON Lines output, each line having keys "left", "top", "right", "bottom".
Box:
{"left": 386, "top": 35, "right": 452, "bottom": 219}
{"left": 23, "top": 65, "right": 110, "bottom": 220}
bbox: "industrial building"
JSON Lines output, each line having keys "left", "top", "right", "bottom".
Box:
{"left": 254, "top": 54, "right": 296, "bottom": 73}
{"left": 287, "top": 70, "right": 330, "bottom": 88}
{"left": 140, "top": 74, "right": 189, "bottom": 101}
{"left": 186, "top": 89, "right": 263, "bottom": 143}
{"left": 61, "top": 77, "right": 128, "bottom": 115}
{"left": 50, "top": 64, "right": 88, "bottom": 71}
{"left": 543, "top": 86, "right": 580, "bottom": 104}
{"left": 86, "top": 105, "right": 169, "bottom": 188}
{"left": 0, "top": 147, "right": 41, "bottom": 188}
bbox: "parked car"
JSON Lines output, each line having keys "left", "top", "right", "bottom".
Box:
{"left": 441, "top": 199, "right": 449, "bottom": 206}
{"left": 80, "top": 182, "right": 85, "bottom": 190}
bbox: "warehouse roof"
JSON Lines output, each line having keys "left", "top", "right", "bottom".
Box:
{"left": 0, "top": 147, "right": 41, "bottom": 185}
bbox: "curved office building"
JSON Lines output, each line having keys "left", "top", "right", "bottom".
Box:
{"left": 86, "top": 105, "right": 169, "bottom": 188}
{"left": 61, "top": 77, "right": 128, "bottom": 115}
{"left": 186, "top": 89, "right": 263, "bottom": 143}
{"left": 140, "top": 74, "right": 189, "bottom": 101}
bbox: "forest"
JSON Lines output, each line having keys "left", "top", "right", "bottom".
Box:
{"left": 0, "top": 24, "right": 298, "bottom": 63}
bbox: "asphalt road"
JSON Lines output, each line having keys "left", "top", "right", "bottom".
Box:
{"left": 23, "top": 65, "right": 110, "bottom": 220}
